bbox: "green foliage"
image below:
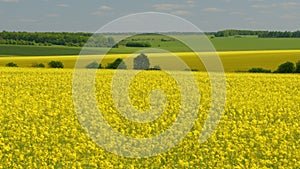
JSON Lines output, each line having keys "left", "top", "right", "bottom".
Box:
{"left": 191, "top": 69, "right": 199, "bottom": 72}
{"left": 107, "top": 37, "right": 116, "bottom": 48}
{"left": 214, "top": 30, "right": 263, "bottom": 37}
{"left": 147, "top": 65, "right": 161, "bottom": 70}
{"left": 32, "top": 63, "right": 45, "bottom": 68}
{"left": 6, "top": 62, "right": 18, "bottom": 67}
{"left": 184, "top": 68, "right": 200, "bottom": 72}
{"left": 153, "top": 65, "right": 161, "bottom": 70}
{"left": 0, "top": 31, "right": 116, "bottom": 47}
{"left": 295, "top": 61, "right": 300, "bottom": 73}
{"left": 235, "top": 70, "right": 248, "bottom": 73}
{"left": 106, "top": 58, "right": 127, "bottom": 69}
{"left": 48, "top": 61, "right": 64, "bottom": 68}
{"left": 86, "top": 61, "right": 100, "bottom": 69}
{"left": 248, "top": 68, "right": 271, "bottom": 73}
{"left": 85, "top": 34, "right": 116, "bottom": 47}
{"left": 214, "top": 29, "right": 300, "bottom": 38}
{"left": 134, "top": 53, "right": 150, "bottom": 70}
{"left": 126, "top": 41, "right": 151, "bottom": 47}
{"left": 274, "top": 62, "right": 295, "bottom": 73}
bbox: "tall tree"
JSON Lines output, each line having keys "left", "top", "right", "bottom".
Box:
{"left": 134, "top": 53, "right": 150, "bottom": 70}
{"left": 274, "top": 62, "right": 295, "bottom": 73}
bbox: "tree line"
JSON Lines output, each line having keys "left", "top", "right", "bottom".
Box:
{"left": 5, "top": 53, "right": 162, "bottom": 70}
{"left": 248, "top": 61, "right": 300, "bottom": 73}
{"left": 86, "top": 53, "right": 160, "bottom": 70}
{"left": 214, "top": 30, "right": 300, "bottom": 38}
{"left": 0, "top": 31, "right": 115, "bottom": 47}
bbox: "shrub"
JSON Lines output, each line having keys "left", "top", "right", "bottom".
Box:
{"left": 86, "top": 61, "right": 99, "bottom": 69}
{"left": 153, "top": 65, "right": 161, "bottom": 70}
{"left": 191, "top": 69, "right": 199, "bottom": 72}
{"left": 184, "top": 68, "right": 200, "bottom": 72}
{"left": 295, "top": 60, "right": 300, "bottom": 73}
{"left": 6, "top": 62, "right": 18, "bottom": 67}
{"left": 147, "top": 65, "right": 161, "bottom": 70}
{"left": 248, "top": 68, "right": 271, "bottom": 73}
{"left": 235, "top": 70, "right": 248, "bottom": 73}
{"left": 48, "top": 61, "right": 64, "bottom": 68}
{"left": 274, "top": 62, "right": 295, "bottom": 73}
{"left": 126, "top": 41, "right": 151, "bottom": 47}
{"left": 106, "top": 58, "right": 127, "bottom": 69}
{"left": 32, "top": 63, "right": 45, "bottom": 68}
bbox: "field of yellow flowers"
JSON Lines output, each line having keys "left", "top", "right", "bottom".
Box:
{"left": 0, "top": 67, "right": 299, "bottom": 168}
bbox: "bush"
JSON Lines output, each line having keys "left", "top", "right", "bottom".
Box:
{"left": 48, "top": 61, "right": 64, "bottom": 68}
{"left": 126, "top": 41, "right": 151, "bottom": 47}
{"left": 106, "top": 58, "right": 127, "bottom": 69}
{"left": 295, "top": 60, "right": 300, "bottom": 73}
{"left": 86, "top": 61, "right": 103, "bottom": 69}
{"left": 184, "top": 68, "right": 200, "bottom": 72}
{"left": 86, "top": 61, "right": 99, "bottom": 69}
{"left": 153, "top": 65, "right": 161, "bottom": 70}
{"left": 248, "top": 68, "right": 271, "bottom": 73}
{"left": 32, "top": 63, "right": 45, "bottom": 68}
{"left": 6, "top": 62, "right": 18, "bottom": 67}
{"left": 235, "top": 70, "right": 248, "bottom": 73}
{"left": 147, "top": 65, "right": 161, "bottom": 70}
{"left": 274, "top": 62, "right": 295, "bottom": 73}
{"left": 191, "top": 69, "right": 199, "bottom": 72}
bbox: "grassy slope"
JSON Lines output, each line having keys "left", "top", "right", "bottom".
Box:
{"left": 0, "top": 45, "right": 144, "bottom": 56}
{"left": 212, "top": 37, "right": 300, "bottom": 51}
{"left": 1, "top": 37, "right": 300, "bottom": 56}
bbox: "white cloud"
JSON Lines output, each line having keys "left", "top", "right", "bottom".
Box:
{"left": 251, "top": 4, "right": 277, "bottom": 8}
{"left": 99, "top": 5, "right": 112, "bottom": 11}
{"left": 91, "top": 11, "right": 103, "bottom": 16}
{"left": 221, "top": 0, "right": 233, "bottom": 2}
{"left": 0, "top": 0, "right": 18, "bottom": 2}
{"left": 230, "top": 11, "right": 245, "bottom": 15}
{"left": 186, "top": 0, "right": 195, "bottom": 7}
{"left": 280, "top": 2, "right": 300, "bottom": 8}
{"left": 57, "top": 4, "right": 69, "bottom": 7}
{"left": 248, "top": 0, "right": 266, "bottom": 2}
{"left": 202, "top": 8, "right": 223, "bottom": 12}
{"left": 170, "top": 10, "right": 191, "bottom": 16}
{"left": 47, "top": 14, "right": 59, "bottom": 17}
{"left": 187, "top": 0, "right": 194, "bottom": 4}
{"left": 153, "top": 4, "right": 183, "bottom": 11}
{"left": 16, "top": 18, "right": 38, "bottom": 23}
{"left": 280, "top": 14, "right": 299, "bottom": 19}
{"left": 92, "top": 5, "right": 112, "bottom": 16}
{"left": 251, "top": 2, "right": 300, "bottom": 9}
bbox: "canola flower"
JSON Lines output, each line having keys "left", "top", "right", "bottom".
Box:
{"left": 0, "top": 67, "right": 299, "bottom": 168}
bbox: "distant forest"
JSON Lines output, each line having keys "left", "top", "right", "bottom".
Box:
{"left": 0, "top": 31, "right": 115, "bottom": 47}
{"left": 214, "top": 30, "right": 300, "bottom": 38}
{"left": 1, "top": 30, "right": 300, "bottom": 47}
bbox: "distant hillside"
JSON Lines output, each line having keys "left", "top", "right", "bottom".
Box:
{"left": 214, "top": 30, "right": 300, "bottom": 38}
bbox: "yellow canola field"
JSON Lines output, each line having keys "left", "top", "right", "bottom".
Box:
{"left": 0, "top": 68, "right": 299, "bottom": 168}
{"left": 1, "top": 50, "right": 300, "bottom": 72}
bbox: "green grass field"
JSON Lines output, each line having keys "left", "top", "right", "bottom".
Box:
{"left": 0, "top": 45, "right": 145, "bottom": 56}
{"left": 1, "top": 36, "right": 300, "bottom": 56}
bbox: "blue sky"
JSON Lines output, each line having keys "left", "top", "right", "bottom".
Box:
{"left": 0, "top": 0, "right": 299, "bottom": 32}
